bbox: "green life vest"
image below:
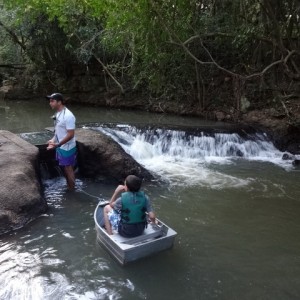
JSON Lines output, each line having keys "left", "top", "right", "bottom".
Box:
{"left": 120, "top": 191, "right": 147, "bottom": 224}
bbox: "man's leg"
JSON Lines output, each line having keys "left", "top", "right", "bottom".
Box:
{"left": 64, "top": 165, "right": 75, "bottom": 190}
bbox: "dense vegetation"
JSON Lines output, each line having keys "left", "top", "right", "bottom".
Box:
{"left": 0, "top": 0, "right": 299, "bottom": 117}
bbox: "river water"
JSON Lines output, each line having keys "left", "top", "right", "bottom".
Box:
{"left": 0, "top": 100, "right": 300, "bottom": 300}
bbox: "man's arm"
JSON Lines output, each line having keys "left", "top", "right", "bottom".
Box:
{"left": 54, "top": 129, "right": 74, "bottom": 148}
{"left": 47, "top": 135, "right": 55, "bottom": 144}
{"left": 47, "top": 135, "right": 56, "bottom": 150}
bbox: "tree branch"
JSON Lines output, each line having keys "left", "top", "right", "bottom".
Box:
{"left": 0, "top": 64, "right": 26, "bottom": 69}
{"left": 0, "top": 20, "right": 26, "bottom": 51}
{"left": 175, "top": 33, "right": 300, "bottom": 81}
{"left": 247, "top": 50, "right": 298, "bottom": 79}
{"left": 74, "top": 33, "right": 124, "bottom": 94}
{"left": 92, "top": 54, "right": 125, "bottom": 94}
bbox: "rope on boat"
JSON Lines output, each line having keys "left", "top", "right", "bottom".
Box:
{"left": 76, "top": 187, "right": 108, "bottom": 204}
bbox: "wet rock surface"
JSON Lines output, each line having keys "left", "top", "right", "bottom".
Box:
{"left": 241, "top": 109, "right": 300, "bottom": 155}
{"left": 0, "top": 130, "right": 47, "bottom": 235}
{"left": 293, "top": 159, "right": 300, "bottom": 167}
{"left": 76, "top": 128, "right": 154, "bottom": 182}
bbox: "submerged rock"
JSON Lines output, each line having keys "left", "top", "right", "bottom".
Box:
{"left": 0, "top": 130, "right": 47, "bottom": 235}
{"left": 292, "top": 159, "right": 300, "bottom": 167}
{"left": 76, "top": 128, "right": 153, "bottom": 182}
{"left": 282, "top": 153, "right": 295, "bottom": 160}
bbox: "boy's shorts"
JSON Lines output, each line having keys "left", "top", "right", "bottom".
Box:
{"left": 108, "top": 209, "right": 120, "bottom": 231}
{"left": 56, "top": 147, "right": 77, "bottom": 166}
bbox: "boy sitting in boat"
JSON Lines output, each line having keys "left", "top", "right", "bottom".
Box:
{"left": 103, "top": 175, "right": 156, "bottom": 237}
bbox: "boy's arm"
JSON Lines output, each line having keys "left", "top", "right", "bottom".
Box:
{"left": 109, "top": 185, "right": 125, "bottom": 207}
{"left": 148, "top": 211, "right": 156, "bottom": 223}
{"left": 145, "top": 195, "right": 156, "bottom": 223}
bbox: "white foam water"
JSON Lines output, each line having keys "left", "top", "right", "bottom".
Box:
{"left": 93, "top": 126, "right": 293, "bottom": 187}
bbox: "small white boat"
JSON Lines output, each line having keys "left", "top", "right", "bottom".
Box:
{"left": 94, "top": 202, "right": 177, "bottom": 265}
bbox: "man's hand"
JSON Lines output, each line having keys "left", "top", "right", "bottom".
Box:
{"left": 47, "top": 140, "right": 56, "bottom": 150}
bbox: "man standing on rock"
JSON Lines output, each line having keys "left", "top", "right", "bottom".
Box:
{"left": 46, "top": 93, "right": 76, "bottom": 190}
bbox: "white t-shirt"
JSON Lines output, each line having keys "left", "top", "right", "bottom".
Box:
{"left": 54, "top": 107, "right": 76, "bottom": 151}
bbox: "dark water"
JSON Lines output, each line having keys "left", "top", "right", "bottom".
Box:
{"left": 0, "top": 99, "right": 300, "bottom": 299}
{"left": 0, "top": 99, "right": 220, "bottom": 133}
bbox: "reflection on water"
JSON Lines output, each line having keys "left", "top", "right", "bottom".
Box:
{"left": 0, "top": 99, "right": 221, "bottom": 134}
{"left": 1, "top": 164, "right": 300, "bottom": 300}
{"left": 1, "top": 100, "right": 300, "bottom": 299}
{"left": 0, "top": 243, "right": 43, "bottom": 299}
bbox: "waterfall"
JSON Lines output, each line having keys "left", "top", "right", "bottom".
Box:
{"left": 21, "top": 125, "right": 292, "bottom": 188}
{"left": 90, "top": 125, "right": 291, "bottom": 187}
{"left": 94, "top": 125, "right": 283, "bottom": 160}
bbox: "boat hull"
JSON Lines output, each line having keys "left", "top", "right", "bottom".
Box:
{"left": 94, "top": 203, "right": 177, "bottom": 265}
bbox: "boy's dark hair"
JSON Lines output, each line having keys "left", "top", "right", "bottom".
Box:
{"left": 125, "top": 175, "right": 142, "bottom": 192}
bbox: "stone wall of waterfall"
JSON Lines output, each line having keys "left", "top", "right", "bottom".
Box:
{"left": 88, "top": 125, "right": 296, "bottom": 187}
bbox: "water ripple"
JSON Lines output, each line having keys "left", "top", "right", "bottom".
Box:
{"left": 0, "top": 244, "right": 42, "bottom": 300}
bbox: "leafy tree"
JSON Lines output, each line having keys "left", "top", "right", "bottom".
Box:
{"left": 1, "top": 0, "right": 299, "bottom": 113}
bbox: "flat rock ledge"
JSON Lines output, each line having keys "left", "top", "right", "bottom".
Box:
{"left": 0, "top": 130, "right": 47, "bottom": 235}
{"left": 76, "top": 128, "right": 153, "bottom": 182}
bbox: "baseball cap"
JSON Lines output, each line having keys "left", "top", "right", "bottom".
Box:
{"left": 45, "top": 93, "right": 64, "bottom": 102}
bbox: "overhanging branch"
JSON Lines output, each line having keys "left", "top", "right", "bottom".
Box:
{"left": 75, "top": 33, "right": 124, "bottom": 94}
{"left": 0, "top": 20, "right": 26, "bottom": 51}
{"left": 0, "top": 64, "right": 26, "bottom": 69}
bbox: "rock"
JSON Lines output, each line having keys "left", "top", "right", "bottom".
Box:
{"left": 36, "top": 144, "right": 60, "bottom": 179}
{"left": 0, "top": 130, "right": 47, "bottom": 235}
{"left": 286, "top": 143, "right": 300, "bottom": 154}
{"left": 76, "top": 128, "right": 153, "bottom": 182}
{"left": 242, "top": 110, "right": 300, "bottom": 155}
{"left": 215, "top": 111, "right": 225, "bottom": 121}
{"left": 240, "top": 96, "right": 250, "bottom": 113}
{"left": 236, "top": 149, "right": 244, "bottom": 157}
{"left": 292, "top": 159, "right": 300, "bottom": 167}
{"left": 282, "top": 153, "right": 295, "bottom": 160}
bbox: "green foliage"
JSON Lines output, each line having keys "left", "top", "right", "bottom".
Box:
{"left": 0, "top": 7, "right": 22, "bottom": 64}
{"left": 1, "top": 0, "right": 299, "bottom": 105}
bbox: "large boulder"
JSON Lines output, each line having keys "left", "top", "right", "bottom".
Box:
{"left": 0, "top": 130, "right": 47, "bottom": 235}
{"left": 76, "top": 128, "right": 153, "bottom": 182}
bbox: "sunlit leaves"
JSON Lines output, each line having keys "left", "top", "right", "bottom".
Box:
{"left": 1, "top": 0, "right": 299, "bottom": 100}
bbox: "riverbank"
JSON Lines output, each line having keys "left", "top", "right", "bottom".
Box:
{"left": 47, "top": 92, "right": 300, "bottom": 156}
{"left": 1, "top": 78, "right": 299, "bottom": 155}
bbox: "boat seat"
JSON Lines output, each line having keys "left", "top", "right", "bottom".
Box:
{"left": 111, "top": 224, "right": 168, "bottom": 245}
{"left": 121, "top": 230, "right": 163, "bottom": 245}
